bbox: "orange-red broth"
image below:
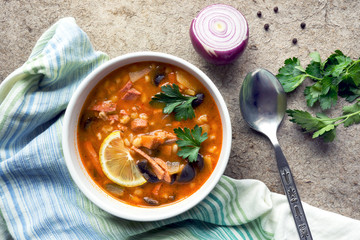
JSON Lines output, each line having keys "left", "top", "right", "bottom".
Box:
{"left": 77, "top": 62, "right": 222, "bottom": 207}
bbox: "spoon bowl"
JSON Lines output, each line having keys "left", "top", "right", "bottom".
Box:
{"left": 239, "top": 68, "right": 287, "bottom": 135}
{"left": 239, "top": 69, "right": 313, "bottom": 240}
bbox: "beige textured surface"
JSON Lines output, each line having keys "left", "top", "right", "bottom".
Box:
{"left": 1, "top": 0, "right": 360, "bottom": 220}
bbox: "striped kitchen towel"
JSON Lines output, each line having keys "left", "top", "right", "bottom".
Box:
{"left": 0, "top": 17, "right": 360, "bottom": 240}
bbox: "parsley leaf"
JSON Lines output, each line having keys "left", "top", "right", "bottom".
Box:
{"left": 346, "top": 61, "right": 360, "bottom": 86}
{"left": 318, "top": 86, "right": 338, "bottom": 110}
{"left": 309, "top": 51, "right": 322, "bottom": 64}
{"left": 287, "top": 100, "right": 360, "bottom": 141}
{"left": 174, "top": 125, "right": 208, "bottom": 162}
{"left": 304, "top": 82, "right": 322, "bottom": 107}
{"left": 286, "top": 110, "right": 337, "bottom": 142}
{"left": 276, "top": 57, "right": 307, "bottom": 92}
{"left": 323, "top": 50, "right": 352, "bottom": 77}
{"left": 150, "top": 84, "right": 197, "bottom": 121}
{"left": 340, "top": 86, "right": 360, "bottom": 102}
{"left": 305, "top": 61, "right": 322, "bottom": 79}
{"left": 342, "top": 101, "right": 360, "bottom": 127}
{"left": 286, "top": 110, "right": 332, "bottom": 132}
{"left": 305, "top": 52, "right": 323, "bottom": 78}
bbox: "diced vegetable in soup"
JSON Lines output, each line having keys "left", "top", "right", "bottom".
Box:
{"left": 77, "top": 62, "right": 222, "bottom": 207}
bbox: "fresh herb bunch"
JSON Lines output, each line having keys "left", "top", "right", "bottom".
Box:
{"left": 150, "top": 84, "right": 197, "bottom": 121}
{"left": 174, "top": 125, "right": 208, "bottom": 162}
{"left": 277, "top": 50, "right": 360, "bottom": 141}
{"left": 287, "top": 100, "right": 360, "bottom": 142}
{"left": 277, "top": 50, "right": 360, "bottom": 110}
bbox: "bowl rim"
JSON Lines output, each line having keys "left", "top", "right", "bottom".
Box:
{"left": 62, "top": 51, "right": 232, "bottom": 221}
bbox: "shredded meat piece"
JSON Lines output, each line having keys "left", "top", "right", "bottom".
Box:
{"left": 119, "top": 81, "right": 133, "bottom": 93}
{"left": 132, "top": 147, "right": 165, "bottom": 180}
{"left": 131, "top": 147, "right": 171, "bottom": 183}
{"left": 118, "top": 81, "right": 141, "bottom": 101}
{"left": 154, "top": 158, "right": 171, "bottom": 183}
{"left": 89, "top": 100, "right": 116, "bottom": 112}
{"left": 122, "top": 88, "right": 141, "bottom": 101}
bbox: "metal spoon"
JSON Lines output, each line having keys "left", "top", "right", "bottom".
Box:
{"left": 239, "top": 68, "right": 312, "bottom": 240}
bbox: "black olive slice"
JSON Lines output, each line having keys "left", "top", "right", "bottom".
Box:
{"left": 154, "top": 74, "right": 165, "bottom": 86}
{"left": 191, "top": 93, "right": 204, "bottom": 108}
{"left": 191, "top": 153, "right": 204, "bottom": 171}
{"left": 177, "top": 164, "right": 196, "bottom": 182}
{"left": 143, "top": 197, "right": 159, "bottom": 206}
{"left": 137, "top": 160, "right": 160, "bottom": 183}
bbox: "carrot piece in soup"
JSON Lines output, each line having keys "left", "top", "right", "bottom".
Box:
{"left": 172, "top": 121, "right": 181, "bottom": 128}
{"left": 83, "top": 141, "right": 104, "bottom": 177}
{"left": 140, "top": 135, "right": 163, "bottom": 149}
{"left": 131, "top": 118, "right": 148, "bottom": 131}
{"left": 168, "top": 72, "right": 176, "bottom": 83}
{"left": 160, "top": 145, "right": 172, "bottom": 156}
{"left": 152, "top": 182, "right": 163, "bottom": 196}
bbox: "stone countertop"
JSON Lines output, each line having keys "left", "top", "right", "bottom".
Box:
{"left": 1, "top": 0, "right": 360, "bottom": 220}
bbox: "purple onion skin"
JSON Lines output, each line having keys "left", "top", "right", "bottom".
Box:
{"left": 189, "top": 6, "right": 249, "bottom": 65}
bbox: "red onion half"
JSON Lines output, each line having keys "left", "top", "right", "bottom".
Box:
{"left": 190, "top": 4, "right": 249, "bottom": 65}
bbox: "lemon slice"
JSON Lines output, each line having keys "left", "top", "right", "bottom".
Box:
{"left": 99, "top": 131, "right": 146, "bottom": 187}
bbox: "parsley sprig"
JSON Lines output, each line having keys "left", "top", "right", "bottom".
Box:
{"left": 150, "top": 84, "right": 197, "bottom": 121}
{"left": 277, "top": 50, "right": 360, "bottom": 110}
{"left": 277, "top": 50, "right": 360, "bottom": 141}
{"left": 287, "top": 100, "right": 360, "bottom": 142}
{"left": 174, "top": 125, "right": 208, "bottom": 162}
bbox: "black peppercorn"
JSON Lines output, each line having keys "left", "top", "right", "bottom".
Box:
{"left": 300, "top": 22, "right": 306, "bottom": 29}
{"left": 257, "top": 11, "right": 262, "bottom": 18}
{"left": 292, "top": 38, "right": 298, "bottom": 44}
{"left": 274, "top": 6, "right": 278, "bottom": 13}
{"left": 264, "top": 23, "right": 269, "bottom": 31}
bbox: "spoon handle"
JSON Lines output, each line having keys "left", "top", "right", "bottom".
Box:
{"left": 274, "top": 144, "right": 313, "bottom": 240}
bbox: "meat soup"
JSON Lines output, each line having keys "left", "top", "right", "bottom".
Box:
{"left": 77, "top": 62, "right": 222, "bottom": 207}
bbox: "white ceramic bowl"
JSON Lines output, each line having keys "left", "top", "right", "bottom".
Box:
{"left": 62, "top": 52, "right": 232, "bottom": 221}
